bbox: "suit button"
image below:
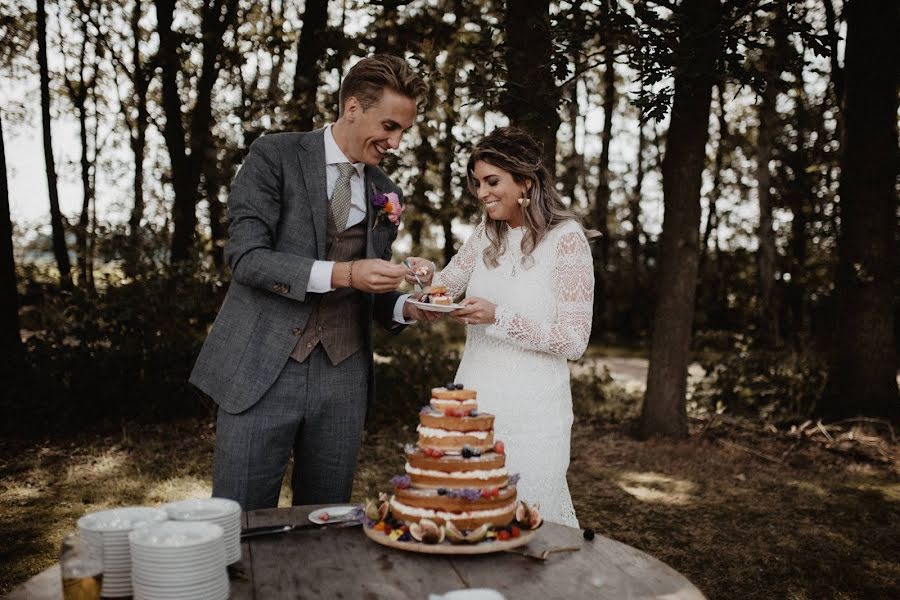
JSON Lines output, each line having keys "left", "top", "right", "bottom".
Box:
{"left": 292, "top": 327, "right": 302, "bottom": 336}
{"left": 317, "top": 326, "right": 323, "bottom": 333}
{"left": 306, "top": 342, "right": 314, "bottom": 348}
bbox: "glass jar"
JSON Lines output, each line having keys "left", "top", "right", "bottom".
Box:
{"left": 60, "top": 532, "right": 103, "bottom": 600}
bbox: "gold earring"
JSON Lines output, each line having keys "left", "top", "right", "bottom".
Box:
{"left": 517, "top": 196, "right": 531, "bottom": 208}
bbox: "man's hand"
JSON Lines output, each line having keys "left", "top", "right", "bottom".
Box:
{"left": 403, "top": 297, "right": 444, "bottom": 323}
{"left": 333, "top": 259, "right": 406, "bottom": 293}
{"left": 450, "top": 297, "right": 497, "bottom": 326}
{"left": 403, "top": 257, "right": 435, "bottom": 287}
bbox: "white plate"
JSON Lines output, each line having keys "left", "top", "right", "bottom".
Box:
{"left": 407, "top": 299, "right": 463, "bottom": 313}
{"left": 78, "top": 506, "right": 168, "bottom": 532}
{"left": 164, "top": 498, "right": 240, "bottom": 521}
{"left": 308, "top": 505, "right": 356, "bottom": 525}
{"left": 130, "top": 521, "right": 224, "bottom": 549}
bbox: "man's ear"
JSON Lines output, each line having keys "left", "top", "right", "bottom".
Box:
{"left": 344, "top": 96, "right": 360, "bottom": 121}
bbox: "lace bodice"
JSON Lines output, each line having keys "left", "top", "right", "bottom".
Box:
{"left": 434, "top": 219, "right": 594, "bottom": 527}
{"left": 438, "top": 220, "right": 594, "bottom": 359}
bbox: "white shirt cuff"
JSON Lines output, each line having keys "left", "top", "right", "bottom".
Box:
{"left": 393, "top": 294, "right": 415, "bottom": 324}
{"left": 307, "top": 261, "right": 336, "bottom": 293}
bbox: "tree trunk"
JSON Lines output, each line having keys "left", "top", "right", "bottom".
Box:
{"left": 640, "top": 0, "right": 719, "bottom": 439}
{"left": 290, "top": 0, "right": 328, "bottom": 131}
{"left": 786, "top": 64, "right": 811, "bottom": 341}
{"left": 592, "top": 42, "right": 616, "bottom": 336}
{"left": 823, "top": 1, "right": 899, "bottom": 420}
{"left": 127, "top": 0, "right": 149, "bottom": 276}
{"left": 155, "top": 0, "right": 194, "bottom": 263}
{"left": 37, "top": 0, "right": 72, "bottom": 290}
{"left": 439, "top": 52, "right": 460, "bottom": 272}
{"left": 158, "top": 0, "right": 239, "bottom": 263}
{"left": 69, "top": 10, "right": 95, "bottom": 293}
{"left": 442, "top": 218, "right": 455, "bottom": 267}
{"left": 755, "top": 75, "right": 778, "bottom": 346}
{"left": 560, "top": 48, "right": 583, "bottom": 204}
{"left": 264, "top": 0, "right": 287, "bottom": 106}
{"left": 822, "top": 0, "right": 844, "bottom": 138}
{"left": 205, "top": 159, "right": 226, "bottom": 270}
{"left": 502, "top": 0, "right": 560, "bottom": 173}
{"left": 699, "top": 84, "right": 727, "bottom": 287}
{"left": 0, "top": 112, "right": 21, "bottom": 362}
{"left": 627, "top": 101, "right": 647, "bottom": 337}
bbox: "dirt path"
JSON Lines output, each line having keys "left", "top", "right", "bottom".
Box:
{"left": 578, "top": 357, "right": 706, "bottom": 391}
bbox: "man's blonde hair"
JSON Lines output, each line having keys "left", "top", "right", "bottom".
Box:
{"left": 339, "top": 54, "right": 427, "bottom": 114}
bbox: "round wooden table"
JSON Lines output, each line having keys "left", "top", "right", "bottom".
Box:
{"left": 7, "top": 504, "right": 706, "bottom": 599}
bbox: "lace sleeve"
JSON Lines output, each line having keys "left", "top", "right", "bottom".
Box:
{"left": 433, "top": 222, "right": 484, "bottom": 299}
{"left": 485, "top": 229, "right": 594, "bottom": 360}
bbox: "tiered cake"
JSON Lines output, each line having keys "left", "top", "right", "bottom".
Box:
{"left": 388, "top": 384, "right": 518, "bottom": 530}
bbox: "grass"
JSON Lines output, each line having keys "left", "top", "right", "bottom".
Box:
{"left": 1, "top": 396, "right": 898, "bottom": 599}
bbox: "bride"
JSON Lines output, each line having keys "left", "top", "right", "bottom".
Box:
{"left": 433, "top": 127, "right": 594, "bottom": 527}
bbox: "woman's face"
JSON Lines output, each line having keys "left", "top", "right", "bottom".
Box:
{"left": 472, "top": 160, "right": 531, "bottom": 228}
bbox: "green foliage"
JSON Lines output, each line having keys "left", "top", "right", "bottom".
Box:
{"left": 571, "top": 363, "right": 643, "bottom": 425}
{"left": 691, "top": 333, "right": 828, "bottom": 420}
{"left": 2, "top": 263, "right": 224, "bottom": 433}
{"left": 368, "top": 322, "right": 465, "bottom": 431}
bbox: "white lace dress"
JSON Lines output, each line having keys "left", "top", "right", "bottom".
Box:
{"left": 434, "top": 220, "right": 594, "bottom": 527}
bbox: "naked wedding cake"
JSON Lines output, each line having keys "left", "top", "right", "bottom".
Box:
{"left": 388, "top": 384, "right": 518, "bottom": 532}
{"left": 362, "top": 383, "right": 542, "bottom": 545}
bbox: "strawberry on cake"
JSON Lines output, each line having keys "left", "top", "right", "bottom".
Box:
{"left": 420, "top": 285, "right": 453, "bottom": 306}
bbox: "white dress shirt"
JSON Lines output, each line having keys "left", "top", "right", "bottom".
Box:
{"left": 306, "top": 125, "right": 411, "bottom": 323}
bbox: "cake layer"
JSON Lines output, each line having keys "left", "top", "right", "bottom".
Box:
{"left": 405, "top": 463, "right": 508, "bottom": 488}
{"left": 419, "top": 411, "right": 494, "bottom": 432}
{"left": 390, "top": 497, "right": 516, "bottom": 529}
{"left": 406, "top": 448, "right": 505, "bottom": 472}
{"left": 417, "top": 427, "right": 494, "bottom": 453}
{"left": 430, "top": 397, "right": 478, "bottom": 412}
{"left": 395, "top": 486, "right": 517, "bottom": 512}
{"left": 431, "top": 387, "right": 477, "bottom": 400}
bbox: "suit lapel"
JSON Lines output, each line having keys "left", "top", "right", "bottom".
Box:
{"left": 364, "top": 166, "right": 376, "bottom": 259}
{"left": 297, "top": 129, "right": 328, "bottom": 259}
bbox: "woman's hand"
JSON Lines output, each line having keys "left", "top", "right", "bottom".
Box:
{"left": 451, "top": 297, "right": 497, "bottom": 326}
{"left": 403, "top": 257, "right": 435, "bottom": 286}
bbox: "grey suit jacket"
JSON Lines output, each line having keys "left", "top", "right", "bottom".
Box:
{"left": 189, "top": 128, "right": 404, "bottom": 414}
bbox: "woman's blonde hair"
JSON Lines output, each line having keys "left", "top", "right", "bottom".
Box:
{"left": 466, "top": 127, "right": 586, "bottom": 270}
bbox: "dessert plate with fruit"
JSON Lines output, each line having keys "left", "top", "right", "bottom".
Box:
{"left": 408, "top": 285, "right": 462, "bottom": 312}
{"left": 308, "top": 505, "right": 357, "bottom": 525}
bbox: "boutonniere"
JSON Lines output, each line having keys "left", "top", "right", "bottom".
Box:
{"left": 372, "top": 189, "right": 404, "bottom": 228}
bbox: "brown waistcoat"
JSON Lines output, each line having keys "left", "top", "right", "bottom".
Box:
{"left": 291, "top": 210, "right": 367, "bottom": 365}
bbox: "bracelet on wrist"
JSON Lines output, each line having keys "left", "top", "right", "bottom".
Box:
{"left": 348, "top": 261, "right": 355, "bottom": 289}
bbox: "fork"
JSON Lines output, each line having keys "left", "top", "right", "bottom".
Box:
{"left": 402, "top": 259, "right": 425, "bottom": 292}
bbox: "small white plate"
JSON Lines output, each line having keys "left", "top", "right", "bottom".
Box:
{"left": 407, "top": 299, "right": 463, "bottom": 313}
{"left": 308, "top": 505, "right": 356, "bottom": 525}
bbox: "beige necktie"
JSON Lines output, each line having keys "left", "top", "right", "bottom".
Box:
{"left": 331, "top": 163, "right": 355, "bottom": 231}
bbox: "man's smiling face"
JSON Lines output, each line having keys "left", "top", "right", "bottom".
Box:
{"left": 342, "top": 89, "right": 417, "bottom": 165}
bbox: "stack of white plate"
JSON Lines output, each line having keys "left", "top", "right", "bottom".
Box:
{"left": 163, "top": 498, "right": 242, "bottom": 564}
{"left": 77, "top": 506, "right": 169, "bottom": 598}
{"left": 129, "top": 521, "right": 229, "bottom": 600}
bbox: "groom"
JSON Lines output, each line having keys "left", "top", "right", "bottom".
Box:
{"left": 190, "top": 55, "right": 434, "bottom": 510}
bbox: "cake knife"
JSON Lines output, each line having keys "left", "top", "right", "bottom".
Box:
{"left": 241, "top": 519, "right": 360, "bottom": 540}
